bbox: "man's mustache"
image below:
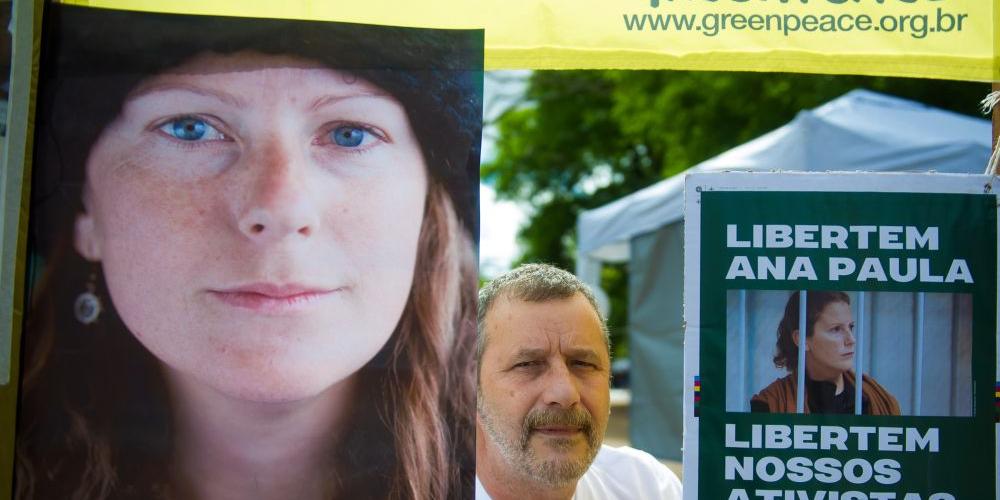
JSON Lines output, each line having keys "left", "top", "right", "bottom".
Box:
{"left": 519, "top": 407, "right": 594, "bottom": 450}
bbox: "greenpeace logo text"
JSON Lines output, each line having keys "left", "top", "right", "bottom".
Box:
{"left": 624, "top": 9, "right": 968, "bottom": 38}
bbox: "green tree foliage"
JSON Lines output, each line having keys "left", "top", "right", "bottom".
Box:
{"left": 483, "top": 70, "right": 988, "bottom": 355}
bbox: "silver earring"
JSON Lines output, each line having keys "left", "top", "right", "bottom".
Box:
{"left": 74, "top": 271, "right": 102, "bottom": 325}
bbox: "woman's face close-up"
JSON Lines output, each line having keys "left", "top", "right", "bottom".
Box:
{"left": 805, "top": 301, "right": 856, "bottom": 377}
{"left": 74, "top": 52, "right": 428, "bottom": 403}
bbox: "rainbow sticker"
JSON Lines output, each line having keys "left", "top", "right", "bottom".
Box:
{"left": 694, "top": 375, "right": 701, "bottom": 417}
{"left": 994, "top": 382, "right": 999, "bottom": 422}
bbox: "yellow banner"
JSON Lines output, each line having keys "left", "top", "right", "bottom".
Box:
{"left": 58, "top": 0, "right": 999, "bottom": 81}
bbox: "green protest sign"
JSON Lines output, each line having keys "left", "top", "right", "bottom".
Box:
{"left": 683, "top": 172, "right": 998, "bottom": 500}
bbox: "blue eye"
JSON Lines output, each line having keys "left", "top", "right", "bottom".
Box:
{"left": 330, "top": 126, "right": 367, "bottom": 147}
{"left": 158, "top": 116, "right": 226, "bottom": 142}
{"left": 172, "top": 118, "right": 205, "bottom": 140}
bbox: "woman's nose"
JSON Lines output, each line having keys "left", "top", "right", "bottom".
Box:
{"left": 236, "top": 137, "right": 320, "bottom": 242}
{"left": 844, "top": 328, "right": 856, "bottom": 346}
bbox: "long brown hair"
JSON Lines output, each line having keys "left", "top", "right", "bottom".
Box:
{"left": 16, "top": 5, "right": 479, "bottom": 499}
{"left": 384, "top": 183, "right": 476, "bottom": 499}
{"left": 323, "top": 182, "right": 477, "bottom": 499}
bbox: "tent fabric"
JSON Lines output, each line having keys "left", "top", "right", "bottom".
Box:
{"left": 578, "top": 90, "right": 993, "bottom": 260}
{"left": 628, "top": 224, "right": 685, "bottom": 461}
{"left": 576, "top": 89, "right": 993, "bottom": 461}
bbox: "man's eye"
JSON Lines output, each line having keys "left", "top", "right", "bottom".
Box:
{"left": 512, "top": 361, "right": 541, "bottom": 369}
{"left": 158, "top": 116, "right": 227, "bottom": 142}
{"left": 572, "top": 360, "right": 597, "bottom": 369}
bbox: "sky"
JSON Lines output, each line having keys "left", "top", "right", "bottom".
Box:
{"left": 478, "top": 184, "right": 525, "bottom": 278}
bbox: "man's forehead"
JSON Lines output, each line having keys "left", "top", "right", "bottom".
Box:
{"left": 485, "top": 293, "right": 606, "bottom": 356}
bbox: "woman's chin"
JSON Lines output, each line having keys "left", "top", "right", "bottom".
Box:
{"left": 167, "top": 358, "right": 359, "bottom": 406}
{"left": 837, "top": 360, "right": 856, "bottom": 373}
{"left": 215, "top": 384, "right": 331, "bottom": 405}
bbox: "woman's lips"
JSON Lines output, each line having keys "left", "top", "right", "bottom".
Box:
{"left": 208, "top": 283, "right": 343, "bottom": 314}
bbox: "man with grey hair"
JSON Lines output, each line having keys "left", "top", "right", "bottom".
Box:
{"left": 476, "top": 263, "right": 682, "bottom": 500}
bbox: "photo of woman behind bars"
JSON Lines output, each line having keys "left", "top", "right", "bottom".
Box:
{"left": 749, "top": 291, "right": 900, "bottom": 415}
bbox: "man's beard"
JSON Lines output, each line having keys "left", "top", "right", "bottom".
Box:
{"left": 478, "top": 396, "right": 603, "bottom": 487}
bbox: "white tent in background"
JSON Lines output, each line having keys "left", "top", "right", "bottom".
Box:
{"left": 575, "top": 89, "right": 993, "bottom": 461}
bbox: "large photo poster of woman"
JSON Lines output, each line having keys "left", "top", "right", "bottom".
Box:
{"left": 7, "top": 4, "right": 482, "bottom": 499}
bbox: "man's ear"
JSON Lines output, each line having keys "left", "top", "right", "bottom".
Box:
{"left": 792, "top": 329, "right": 809, "bottom": 352}
{"left": 74, "top": 212, "right": 102, "bottom": 261}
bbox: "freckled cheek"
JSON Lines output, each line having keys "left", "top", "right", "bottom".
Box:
{"left": 326, "top": 175, "right": 426, "bottom": 260}
{"left": 95, "top": 173, "right": 223, "bottom": 266}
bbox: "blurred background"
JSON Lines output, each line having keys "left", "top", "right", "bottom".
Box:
{"left": 479, "top": 69, "right": 992, "bottom": 475}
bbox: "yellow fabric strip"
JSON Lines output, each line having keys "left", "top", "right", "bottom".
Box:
{"left": 57, "top": 0, "right": 999, "bottom": 81}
